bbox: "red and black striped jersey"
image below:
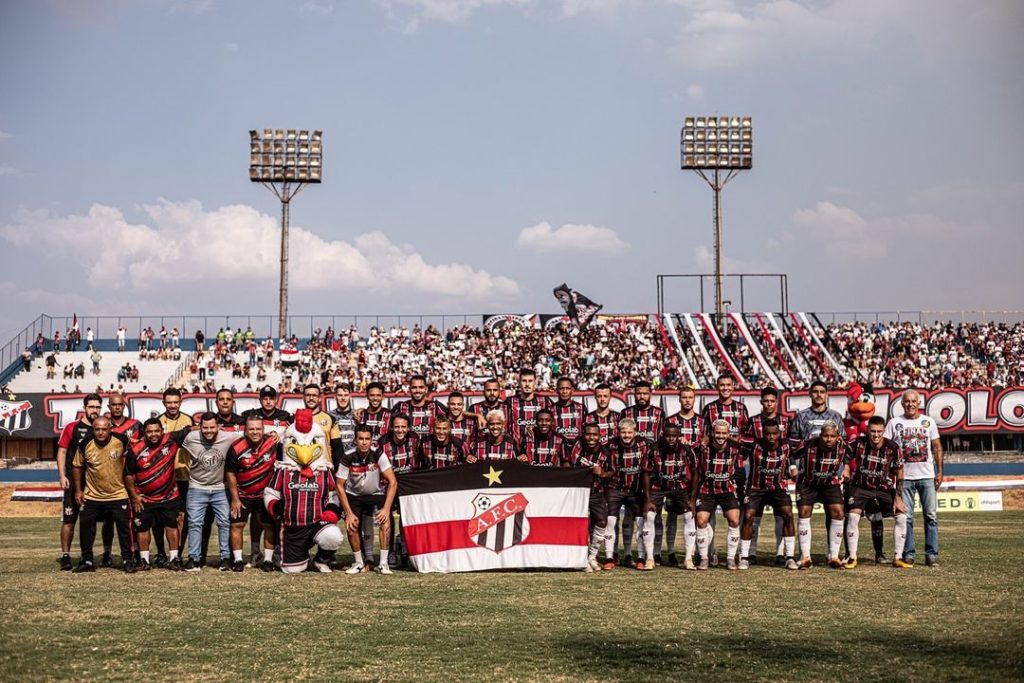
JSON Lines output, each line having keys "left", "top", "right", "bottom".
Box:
{"left": 743, "top": 442, "right": 791, "bottom": 492}
{"left": 265, "top": 468, "right": 338, "bottom": 527}
{"left": 58, "top": 419, "right": 94, "bottom": 476}
{"left": 225, "top": 434, "right": 280, "bottom": 501}
{"left": 503, "top": 394, "right": 552, "bottom": 443}
{"left": 472, "top": 400, "right": 504, "bottom": 422}
{"left": 849, "top": 437, "right": 904, "bottom": 491}
{"left": 417, "top": 436, "right": 468, "bottom": 469}
{"left": 109, "top": 417, "right": 142, "bottom": 443}
{"left": 566, "top": 442, "right": 613, "bottom": 492}
{"left": 472, "top": 437, "right": 521, "bottom": 462}
{"left": 241, "top": 408, "right": 292, "bottom": 437}
{"left": 521, "top": 430, "right": 565, "bottom": 467}
{"left": 606, "top": 437, "right": 652, "bottom": 493}
{"left": 700, "top": 399, "right": 749, "bottom": 439}
{"left": 665, "top": 413, "right": 702, "bottom": 446}
{"left": 741, "top": 413, "right": 791, "bottom": 446}
{"left": 447, "top": 414, "right": 479, "bottom": 444}
{"left": 794, "top": 442, "right": 850, "bottom": 487}
{"left": 392, "top": 400, "right": 447, "bottom": 440}
{"left": 125, "top": 436, "right": 180, "bottom": 503}
{"left": 360, "top": 407, "right": 392, "bottom": 446}
{"left": 585, "top": 409, "right": 620, "bottom": 445}
{"left": 694, "top": 443, "right": 743, "bottom": 496}
{"left": 381, "top": 435, "right": 421, "bottom": 476}
{"left": 649, "top": 441, "right": 694, "bottom": 492}
{"left": 550, "top": 400, "right": 587, "bottom": 443}
{"left": 620, "top": 404, "right": 664, "bottom": 442}
{"left": 194, "top": 411, "right": 246, "bottom": 434}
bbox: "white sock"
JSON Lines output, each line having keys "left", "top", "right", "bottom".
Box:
{"left": 740, "top": 538, "right": 751, "bottom": 559}
{"left": 588, "top": 526, "right": 604, "bottom": 560}
{"left": 169, "top": 550, "right": 179, "bottom": 561}
{"left": 379, "top": 549, "right": 389, "bottom": 567}
{"left": 232, "top": 549, "right": 243, "bottom": 562}
{"left": 695, "top": 525, "right": 709, "bottom": 559}
{"left": 828, "top": 519, "right": 844, "bottom": 560}
{"left": 622, "top": 516, "right": 636, "bottom": 557}
{"left": 893, "top": 513, "right": 908, "bottom": 559}
{"left": 775, "top": 515, "right": 786, "bottom": 556}
{"left": 665, "top": 514, "right": 678, "bottom": 554}
{"left": 604, "top": 516, "right": 617, "bottom": 557}
{"left": 263, "top": 548, "right": 274, "bottom": 562}
{"left": 784, "top": 535, "right": 795, "bottom": 558}
{"left": 726, "top": 527, "right": 740, "bottom": 562}
{"left": 846, "top": 512, "right": 861, "bottom": 560}
{"left": 642, "top": 510, "right": 656, "bottom": 559}
{"left": 684, "top": 512, "right": 696, "bottom": 559}
{"left": 139, "top": 551, "right": 150, "bottom": 562}
{"left": 750, "top": 516, "right": 762, "bottom": 553}
{"left": 798, "top": 517, "right": 811, "bottom": 559}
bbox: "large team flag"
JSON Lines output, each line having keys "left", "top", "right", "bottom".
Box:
{"left": 398, "top": 461, "right": 592, "bottom": 573}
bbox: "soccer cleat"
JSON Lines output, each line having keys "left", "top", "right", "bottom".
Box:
{"left": 154, "top": 554, "right": 169, "bottom": 569}
{"left": 667, "top": 552, "right": 679, "bottom": 567}
{"left": 345, "top": 563, "right": 367, "bottom": 574}
{"left": 785, "top": 558, "right": 799, "bottom": 570}
{"left": 59, "top": 555, "right": 73, "bottom": 572}
{"left": 775, "top": 555, "right": 786, "bottom": 567}
{"left": 653, "top": 554, "right": 663, "bottom": 566}
{"left": 376, "top": 564, "right": 393, "bottom": 575}
{"left": 726, "top": 557, "right": 738, "bottom": 571}
{"left": 696, "top": 556, "right": 709, "bottom": 571}
{"left": 124, "top": 561, "right": 138, "bottom": 574}
{"left": 601, "top": 560, "right": 617, "bottom": 571}
{"left": 183, "top": 558, "right": 202, "bottom": 572}
{"left": 827, "top": 558, "right": 844, "bottom": 569}
{"left": 843, "top": 558, "right": 858, "bottom": 570}
{"left": 168, "top": 558, "right": 183, "bottom": 572}
{"left": 875, "top": 554, "right": 892, "bottom": 565}
{"left": 683, "top": 557, "right": 696, "bottom": 571}
{"left": 738, "top": 558, "right": 750, "bottom": 570}
{"left": 623, "top": 555, "right": 636, "bottom": 569}
{"left": 747, "top": 555, "right": 758, "bottom": 566}
{"left": 893, "top": 558, "right": 913, "bottom": 569}
{"left": 312, "top": 561, "right": 332, "bottom": 573}
{"left": 638, "top": 558, "right": 655, "bottom": 571}
{"left": 925, "top": 556, "right": 939, "bottom": 567}
{"left": 137, "top": 559, "right": 151, "bottom": 572}
{"left": 797, "top": 557, "right": 812, "bottom": 570}
{"left": 100, "top": 552, "right": 113, "bottom": 569}
{"left": 587, "top": 558, "right": 602, "bottom": 573}
{"left": 218, "top": 558, "right": 232, "bottom": 572}
{"left": 73, "top": 561, "right": 96, "bottom": 573}
{"left": 583, "top": 563, "right": 595, "bottom": 573}
{"left": 232, "top": 560, "right": 245, "bottom": 573}
{"left": 260, "top": 560, "right": 276, "bottom": 573}
{"left": 710, "top": 551, "right": 720, "bottom": 567}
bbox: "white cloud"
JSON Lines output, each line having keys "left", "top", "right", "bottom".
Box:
{"left": 301, "top": 0, "right": 336, "bottom": 15}
{"left": 167, "top": 0, "right": 212, "bottom": 14}
{"left": 223, "top": 42, "right": 239, "bottom": 52}
{"left": 562, "top": 0, "right": 629, "bottom": 18}
{"left": 0, "top": 130, "right": 12, "bottom": 140}
{"left": 0, "top": 165, "right": 19, "bottom": 176}
{"left": 0, "top": 199, "right": 520, "bottom": 302}
{"left": 515, "top": 221, "right": 629, "bottom": 254}
{"left": 375, "top": 0, "right": 527, "bottom": 24}
{"left": 685, "top": 83, "right": 705, "bottom": 100}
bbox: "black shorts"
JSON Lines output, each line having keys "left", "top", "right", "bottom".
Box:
{"left": 745, "top": 489, "right": 792, "bottom": 515}
{"left": 133, "top": 500, "right": 179, "bottom": 532}
{"left": 230, "top": 498, "right": 272, "bottom": 525}
{"left": 847, "top": 485, "right": 896, "bottom": 517}
{"left": 588, "top": 488, "right": 609, "bottom": 525}
{"left": 176, "top": 480, "right": 189, "bottom": 514}
{"left": 62, "top": 488, "right": 80, "bottom": 524}
{"left": 651, "top": 489, "right": 691, "bottom": 515}
{"left": 695, "top": 491, "right": 740, "bottom": 514}
{"left": 604, "top": 488, "right": 643, "bottom": 518}
{"left": 282, "top": 522, "right": 333, "bottom": 567}
{"left": 346, "top": 494, "right": 384, "bottom": 519}
{"left": 796, "top": 482, "right": 844, "bottom": 507}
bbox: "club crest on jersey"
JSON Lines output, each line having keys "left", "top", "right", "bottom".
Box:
{"left": 467, "top": 492, "right": 530, "bottom": 553}
{"left": 0, "top": 400, "right": 32, "bottom": 435}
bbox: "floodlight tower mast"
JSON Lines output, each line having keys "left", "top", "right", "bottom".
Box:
{"left": 248, "top": 129, "right": 323, "bottom": 341}
{"left": 680, "top": 116, "right": 752, "bottom": 324}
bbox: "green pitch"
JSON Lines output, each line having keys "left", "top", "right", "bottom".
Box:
{"left": 1, "top": 513, "right": 1022, "bottom": 682}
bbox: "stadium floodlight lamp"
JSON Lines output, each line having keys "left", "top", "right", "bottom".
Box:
{"left": 680, "top": 115, "right": 753, "bottom": 324}
{"left": 248, "top": 127, "right": 323, "bottom": 340}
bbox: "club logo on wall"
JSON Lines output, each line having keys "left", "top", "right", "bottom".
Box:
{"left": 0, "top": 400, "right": 33, "bottom": 435}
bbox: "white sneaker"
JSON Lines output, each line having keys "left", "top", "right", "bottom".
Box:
{"left": 726, "top": 556, "right": 738, "bottom": 570}
{"left": 683, "top": 557, "right": 696, "bottom": 570}
{"left": 738, "top": 558, "right": 750, "bottom": 570}
{"left": 344, "top": 563, "right": 365, "bottom": 574}
{"left": 587, "top": 558, "right": 601, "bottom": 572}
{"left": 376, "top": 564, "right": 393, "bottom": 575}
{"left": 312, "top": 561, "right": 332, "bottom": 573}
{"left": 786, "top": 558, "right": 799, "bottom": 570}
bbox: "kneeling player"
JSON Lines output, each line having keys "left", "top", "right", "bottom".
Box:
{"left": 739, "top": 421, "right": 797, "bottom": 570}
{"left": 792, "top": 422, "right": 850, "bottom": 569}
{"left": 263, "top": 410, "right": 343, "bottom": 574}
{"left": 844, "top": 416, "right": 910, "bottom": 569}
{"left": 690, "top": 420, "right": 743, "bottom": 570}
{"left": 335, "top": 425, "right": 399, "bottom": 574}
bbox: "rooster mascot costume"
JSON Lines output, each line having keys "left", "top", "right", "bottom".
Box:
{"left": 264, "top": 409, "right": 343, "bottom": 573}
{"left": 842, "top": 382, "right": 890, "bottom": 563}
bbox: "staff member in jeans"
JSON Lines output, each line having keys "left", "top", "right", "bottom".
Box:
{"left": 178, "top": 412, "right": 237, "bottom": 572}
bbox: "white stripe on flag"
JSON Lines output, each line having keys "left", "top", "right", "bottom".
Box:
{"left": 411, "top": 545, "right": 587, "bottom": 574}
{"left": 400, "top": 485, "right": 589, "bottom": 526}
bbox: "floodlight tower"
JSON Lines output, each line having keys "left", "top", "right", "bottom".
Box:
{"left": 248, "top": 128, "right": 322, "bottom": 341}
{"left": 681, "top": 116, "right": 752, "bottom": 323}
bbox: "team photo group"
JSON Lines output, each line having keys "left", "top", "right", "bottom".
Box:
{"left": 57, "top": 367, "right": 942, "bottom": 576}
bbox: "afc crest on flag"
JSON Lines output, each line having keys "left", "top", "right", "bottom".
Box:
{"left": 468, "top": 492, "right": 531, "bottom": 553}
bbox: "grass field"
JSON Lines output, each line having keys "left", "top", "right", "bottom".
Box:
{"left": 1, "top": 513, "right": 1022, "bottom": 682}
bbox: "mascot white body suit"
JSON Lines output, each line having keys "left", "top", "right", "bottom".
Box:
{"left": 264, "top": 409, "right": 343, "bottom": 573}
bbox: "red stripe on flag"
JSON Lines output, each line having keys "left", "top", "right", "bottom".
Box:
{"left": 404, "top": 516, "right": 588, "bottom": 557}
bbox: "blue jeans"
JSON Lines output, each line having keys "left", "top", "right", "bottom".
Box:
{"left": 902, "top": 478, "right": 938, "bottom": 560}
{"left": 187, "top": 487, "right": 230, "bottom": 562}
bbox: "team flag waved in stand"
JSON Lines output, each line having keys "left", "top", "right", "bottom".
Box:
{"left": 398, "top": 461, "right": 592, "bottom": 573}
{"left": 553, "top": 283, "right": 603, "bottom": 328}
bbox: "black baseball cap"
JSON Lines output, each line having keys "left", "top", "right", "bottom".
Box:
{"left": 259, "top": 386, "right": 278, "bottom": 398}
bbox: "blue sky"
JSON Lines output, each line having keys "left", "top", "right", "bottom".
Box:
{"left": 1, "top": 0, "right": 1022, "bottom": 338}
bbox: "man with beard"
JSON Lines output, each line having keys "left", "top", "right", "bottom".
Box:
{"left": 301, "top": 383, "right": 334, "bottom": 454}
{"left": 603, "top": 419, "right": 653, "bottom": 570}
{"left": 125, "top": 418, "right": 186, "bottom": 570}
{"left": 739, "top": 421, "right": 797, "bottom": 570}
{"left": 565, "top": 423, "right": 614, "bottom": 572}
{"left": 328, "top": 382, "right": 357, "bottom": 459}
{"left": 551, "top": 376, "right": 586, "bottom": 447}
{"left": 380, "top": 413, "right": 420, "bottom": 567}
{"left": 690, "top": 420, "right": 744, "bottom": 570}
{"left": 393, "top": 374, "right": 447, "bottom": 441}
{"left": 665, "top": 385, "right": 702, "bottom": 446}
{"left": 521, "top": 409, "right": 565, "bottom": 466}
{"left": 586, "top": 383, "right": 620, "bottom": 445}
{"left": 103, "top": 394, "right": 142, "bottom": 568}
{"left": 358, "top": 382, "right": 392, "bottom": 446}
{"left": 472, "top": 378, "right": 505, "bottom": 429}
{"left": 335, "top": 425, "right": 399, "bottom": 575}
{"left": 241, "top": 386, "right": 294, "bottom": 438}
{"left": 417, "top": 416, "right": 469, "bottom": 469}
{"left": 788, "top": 380, "right": 846, "bottom": 449}
{"left": 792, "top": 421, "right": 851, "bottom": 569}
{"left": 620, "top": 381, "right": 664, "bottom": 442}
{"left": 446, "top": 391, "right": 479, "bottom": 444}
{"left": 503, "top": 367, "right": 551, "bottom": 444}
{"left": 225, "top": 415, "right": 280, "bottom": 572}
{"left": 467, "top": 411, "right": 523, "bottom": 463}
{"left": 644, "top": 424, "right": 696, "bottom": 569}
{"left": 57, "top": 394, "right": 101, "bottom": 570}
{"left": 741, "top": 387, "right": 791, "bottom": 566}
{"left": 158, "top": 388, "right": 195, "bottom": 567}
{"left": 179, "top": 413, "right": 237, "bottom": 571}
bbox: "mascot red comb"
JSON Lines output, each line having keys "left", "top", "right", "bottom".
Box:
{"left": 263, "top": 409, "right": 343, "bottom": 573}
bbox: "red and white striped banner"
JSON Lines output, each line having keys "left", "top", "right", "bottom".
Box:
{"left": 398, "top": 461, "right": 592, "bottom": 573}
